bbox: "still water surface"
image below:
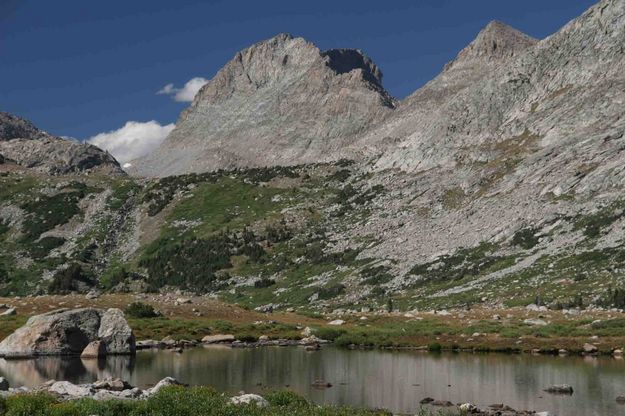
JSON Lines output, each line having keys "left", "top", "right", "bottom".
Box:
{"left": 1, "top": 346, "right": 625, "bottom": 415}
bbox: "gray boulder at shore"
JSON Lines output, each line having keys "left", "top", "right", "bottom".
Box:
{"left": 0, "top": 308, "right": 135, "bottom": 359}
{"left": 98, "top": 308, "right": 135, "bottom": 354}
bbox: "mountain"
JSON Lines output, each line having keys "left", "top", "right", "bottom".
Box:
{"left": 131, "top": 33, "right": 395, "bottom": 177}
{"left": 0, "top": 112, "right": 123, "bottom": 175}
{"left": 2, "top": 0, "right": 625, "bottom": 313}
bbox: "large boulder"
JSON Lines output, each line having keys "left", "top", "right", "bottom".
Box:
{"left": 0, "top": 308, "right": 135, "bottom": 358}
{"left": 98, "top": 308, "right": 136, "bottom": 354}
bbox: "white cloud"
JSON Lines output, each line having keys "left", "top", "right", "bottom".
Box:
{"left": 157, "top": 77, "right": 208, "bottom": 102}
{"left": 88, "top": 120, "right": 175, "bottom": 164}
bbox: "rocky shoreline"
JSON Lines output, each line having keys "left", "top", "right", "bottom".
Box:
{"left": 0, "top": 374, "right": 556, "bottom": 415}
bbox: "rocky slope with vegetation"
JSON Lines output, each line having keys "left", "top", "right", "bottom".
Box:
{"left": 2, "top": 0, "right": 625, "bottom": 315}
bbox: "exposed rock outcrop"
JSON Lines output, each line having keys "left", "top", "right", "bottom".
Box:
{"left": 0, "top": 112, "right": 123, "bottom": 175}
{"left": 0, "top": 308, "right": 135, "bottom": 358}
{"left": 97, "top": 308, "right": 136, "bottom": 354}
{"left": 131, "top": 33, "right": 395, "bottom": 176}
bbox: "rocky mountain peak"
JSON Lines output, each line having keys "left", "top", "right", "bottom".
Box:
{"left": 133, "top": 34, "right": 395, "bottom": 177}
{"left": 321, "top": 48, "right": 384, "bottom": 88}
{"left": 0, "top": 112, "right": 43, "bottom": 141}
{"left": 0, "top": 112, "right": 123, "bottom": 175}
{"left": 444, "top": 20, "right": 537, "bottom": 71}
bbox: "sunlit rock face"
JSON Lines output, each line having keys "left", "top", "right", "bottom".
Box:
{"left": 131, "top": 33, "right": 396, "bottom": 177}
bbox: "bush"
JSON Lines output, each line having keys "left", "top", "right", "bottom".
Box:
{"left": 314, "top": 327, "right": 346, "bottom": 341}
{"left": 29, "top": 236, "right": 65, "bottom": 259}
{"left": 5, "top": 393, "right": 56, "bottom": 416}
{"left": 100, "top": 264, "right": 129, "bottom": 290}
{"left": 254, "top": 278, "right": 276, "bottom": 288}
{"left": 360, "top": 265, "right": 393, "bottom": 286}
{"left": 20, "top": 190, "right": 88, "bottom": 242}
{"left": 265, "top": 390, "right": 309, "bottom": 407}
{"left": 427, "top": 342, "right": 442, "bottom": 352}
{"left": 317, "top": 283, "right": 346, "bottom": 300}
{"left": 48, "top": 264, "right": 93, "bottom": 294}
{"left": 512, "top": 227, "right": 539, "bottom": 249}
{"left": 236, "top": 333, "right": 258, "bottom": 343}
{"left": 145, "top": 386, "right": 221, "bottom": 416}
{"left": 124, "top": 301, "right": 159, "bottom": 318}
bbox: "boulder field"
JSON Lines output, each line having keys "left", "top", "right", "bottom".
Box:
{"left": 0, "top": 308, "right": 135, "bottom": 359}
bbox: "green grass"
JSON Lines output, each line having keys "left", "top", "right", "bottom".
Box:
{"left": 167, "top": 178, "right": 287, "bottom": 237}
{"left": 0, "top": 386, "right": 402, "bottom": 416}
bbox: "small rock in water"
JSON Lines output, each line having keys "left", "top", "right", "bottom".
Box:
{"left": 544, "top": 384, "right": 574, "bottom": 395}
{"left": 0, "top": 377, "right": 9, "bottom": 391}
{"left": 312, "top": 379, "right": 332, "bottom": 389}
{"left": 419, "top": 397, "right": 434, "bottom": 404}
{"left": 616, "top": 396, "right": 625, "bottom": 404}
{"left": 583, "top": 343, "right": 598, "bottom": 354}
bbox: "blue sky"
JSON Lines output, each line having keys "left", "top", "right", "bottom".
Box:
{"left": 0, "top": 0, "right": 596, "bottom": 148}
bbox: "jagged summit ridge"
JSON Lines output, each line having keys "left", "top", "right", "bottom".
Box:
{"left": 321, "top": 48, "right": 384, "bottom": 89}
{"left": 0, "top": 112, "right": 44, "bottom": 141}
{"left": 133, "top": 33, "right": 395, "bottom": 177}
{"left": 445, "top": 20, "right": 537, "bottom": 70}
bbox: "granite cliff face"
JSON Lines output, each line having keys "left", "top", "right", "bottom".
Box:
{"left": 132, "top": 33, "right": 395, "bottom": 176}
{"left": 0, "top": 112, "right": 123, "bottom": 175}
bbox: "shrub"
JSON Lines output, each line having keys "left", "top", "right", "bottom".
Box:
{"left": 360, "top": 265, "right": 393, "bottom": 286}
{"left": 145, "top": 386, "right": 222, "bottom": 416}
{"left": 317, "top": 283, "right": 346, "bottom": 300}
{"left": 511, "top": 227, "right": 539, "bottom": 249}
{"left": 124, "top": 301, "right": 159, "bottom": 318}
{"left": 48, "top": 264, "right": 93, "bottom": 294}
{"left": 427, "top": 342, "right": 442, "bottom": 352}
{"left": 29, "top": 236, "right": 65, "bottom": 259}
{"left": 20, "top": 189, "right": 88, "bottom": 242}
{"left": 100, "top": 264, "right": 129, "bottom": 290}
{"left": 0, "top": 220, "right": 9, "bottom": 236}
{"left": 314, "top": 327, "right": 346, "bottom": 341}
{"left": 265, "top": 390, "right": 309, "bottom": 407}
{"left": 254, "top": 278, "right": 276, "bottom": 288}
{"left": 5, "top": 393, "right": 56, "bottom": 416}
{"left": 237, "top": 333, "right": 258, "bottom": 343}
{"left": 265, "top": 223, "right": 292, "bottom": 243}
{"left": 139, "top": 234, "right": 233, "bottom": 291}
